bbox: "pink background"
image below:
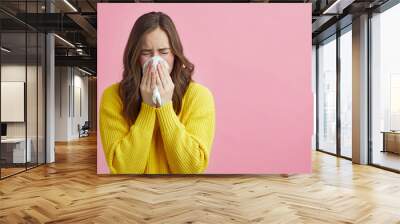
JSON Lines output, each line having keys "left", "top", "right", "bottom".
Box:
{"left": 97, "top": 3, "right": 312, "bottom": 174}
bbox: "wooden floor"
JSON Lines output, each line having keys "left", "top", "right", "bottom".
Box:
{"left": 0, "top": 167, "right": 26, "bottom": 178}
{"left": 1, "top": 134, "right": 400, "bottom": 223}
{"left": 1, "top": 163, "right": 45, "bottom": 178}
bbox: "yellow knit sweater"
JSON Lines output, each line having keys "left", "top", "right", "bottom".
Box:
{"left": 99, "top": 81, "right": 216, "bottom": 174}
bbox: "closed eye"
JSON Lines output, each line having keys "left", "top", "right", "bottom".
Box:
{"left": 160, "top": 49, "right": 169, "bottom": 54}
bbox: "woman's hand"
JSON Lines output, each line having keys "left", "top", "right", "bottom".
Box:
{"left": 155, "top": 62, "right": 174, "bottom": 107}
{"left": 140, "top": 63, "right": 157, "bottom": 107}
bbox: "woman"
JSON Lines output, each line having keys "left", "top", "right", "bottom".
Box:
{"left": 99, "top": 11, "right": 216, "bottom": 174}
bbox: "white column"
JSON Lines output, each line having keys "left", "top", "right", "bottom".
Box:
{"left": 352, "top": 14, "right": 369, "bottom": 164}
{"left": 46, "top": 1, "right": 55, "bottom": 163}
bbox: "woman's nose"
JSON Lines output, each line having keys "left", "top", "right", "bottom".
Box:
{"left": 152, "top": 51, "right": 160, "bottom": 57}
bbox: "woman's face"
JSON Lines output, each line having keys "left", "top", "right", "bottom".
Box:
{"left": 139, "top": 27, "right": 175, "bottom": 75}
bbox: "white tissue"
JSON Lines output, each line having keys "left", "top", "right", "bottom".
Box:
{"left": 142, "top": 56, "right": 170, "bottom": 106}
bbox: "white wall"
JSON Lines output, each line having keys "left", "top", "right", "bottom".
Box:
{"left": 1, "top": 63, "right": 46, "bottom": 164}
{"left": 55, "top": 66, "right": 69, "bottom": 141}
{"left": 1, "top": 65, "right": 26, "bottom": 135}
{"left": 72, "top": 72, "right": 89, "bottom": 138}
{"left": 54, "top": 67, "right": 89, "bottom": 141}
{"left": 1, "top": 65, "right": 41, "bottom": 137}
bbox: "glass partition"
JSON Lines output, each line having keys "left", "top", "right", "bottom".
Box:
{"left": 27, "top": 31, "right": 38, "bottom": 169}
{"left": 0, "top": 1, "right": 46, "bottom": 179}
{"left": 1, "top": 31, "right": 28, "bottom": 177}
{"left": 38, "top": 32, "right": 45, "bottom": 165}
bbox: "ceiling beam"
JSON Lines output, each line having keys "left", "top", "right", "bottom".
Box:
{"left": 322, "top": 0, "right": 356, "bottom": 14}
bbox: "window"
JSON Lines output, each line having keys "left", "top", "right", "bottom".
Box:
{"left": 339, "top": 27, "right": 352, "bottom": 158}
{"left": 371, "top": 2, "right": 400, "bottom": 171}
{"left": 317, "top": 35, "right": 337, "bottom": 154}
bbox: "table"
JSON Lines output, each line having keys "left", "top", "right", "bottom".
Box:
{"left": 1, "top": 138, "right": 32, "bottom": 164}
{"left": 381, "top": 131, "right": 400, "bottom": 154}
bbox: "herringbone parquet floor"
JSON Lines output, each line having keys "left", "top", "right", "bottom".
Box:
{"left": 1, "top": 134, "right": 400, "bottom": 223}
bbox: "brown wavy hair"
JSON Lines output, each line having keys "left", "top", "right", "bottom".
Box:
{"left": 119, "top": 11, "right": 194, "bottom": 125}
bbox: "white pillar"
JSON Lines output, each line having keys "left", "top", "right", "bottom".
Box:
{"left": 352, "top": 14, "right": 369, "bottom": 164}
{"left": 46, "top": 1, "right": 55, "bottom": 163}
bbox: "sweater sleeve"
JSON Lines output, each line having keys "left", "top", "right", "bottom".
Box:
{"left": 156, "top": 86, "right": 216, "bottom": 174}
{"left": 99, "top": 86, "right": 156, "bottom": 174}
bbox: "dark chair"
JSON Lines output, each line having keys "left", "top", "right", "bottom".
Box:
{"left": 78, "top": 121, "right": 90, "bottom": 138}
